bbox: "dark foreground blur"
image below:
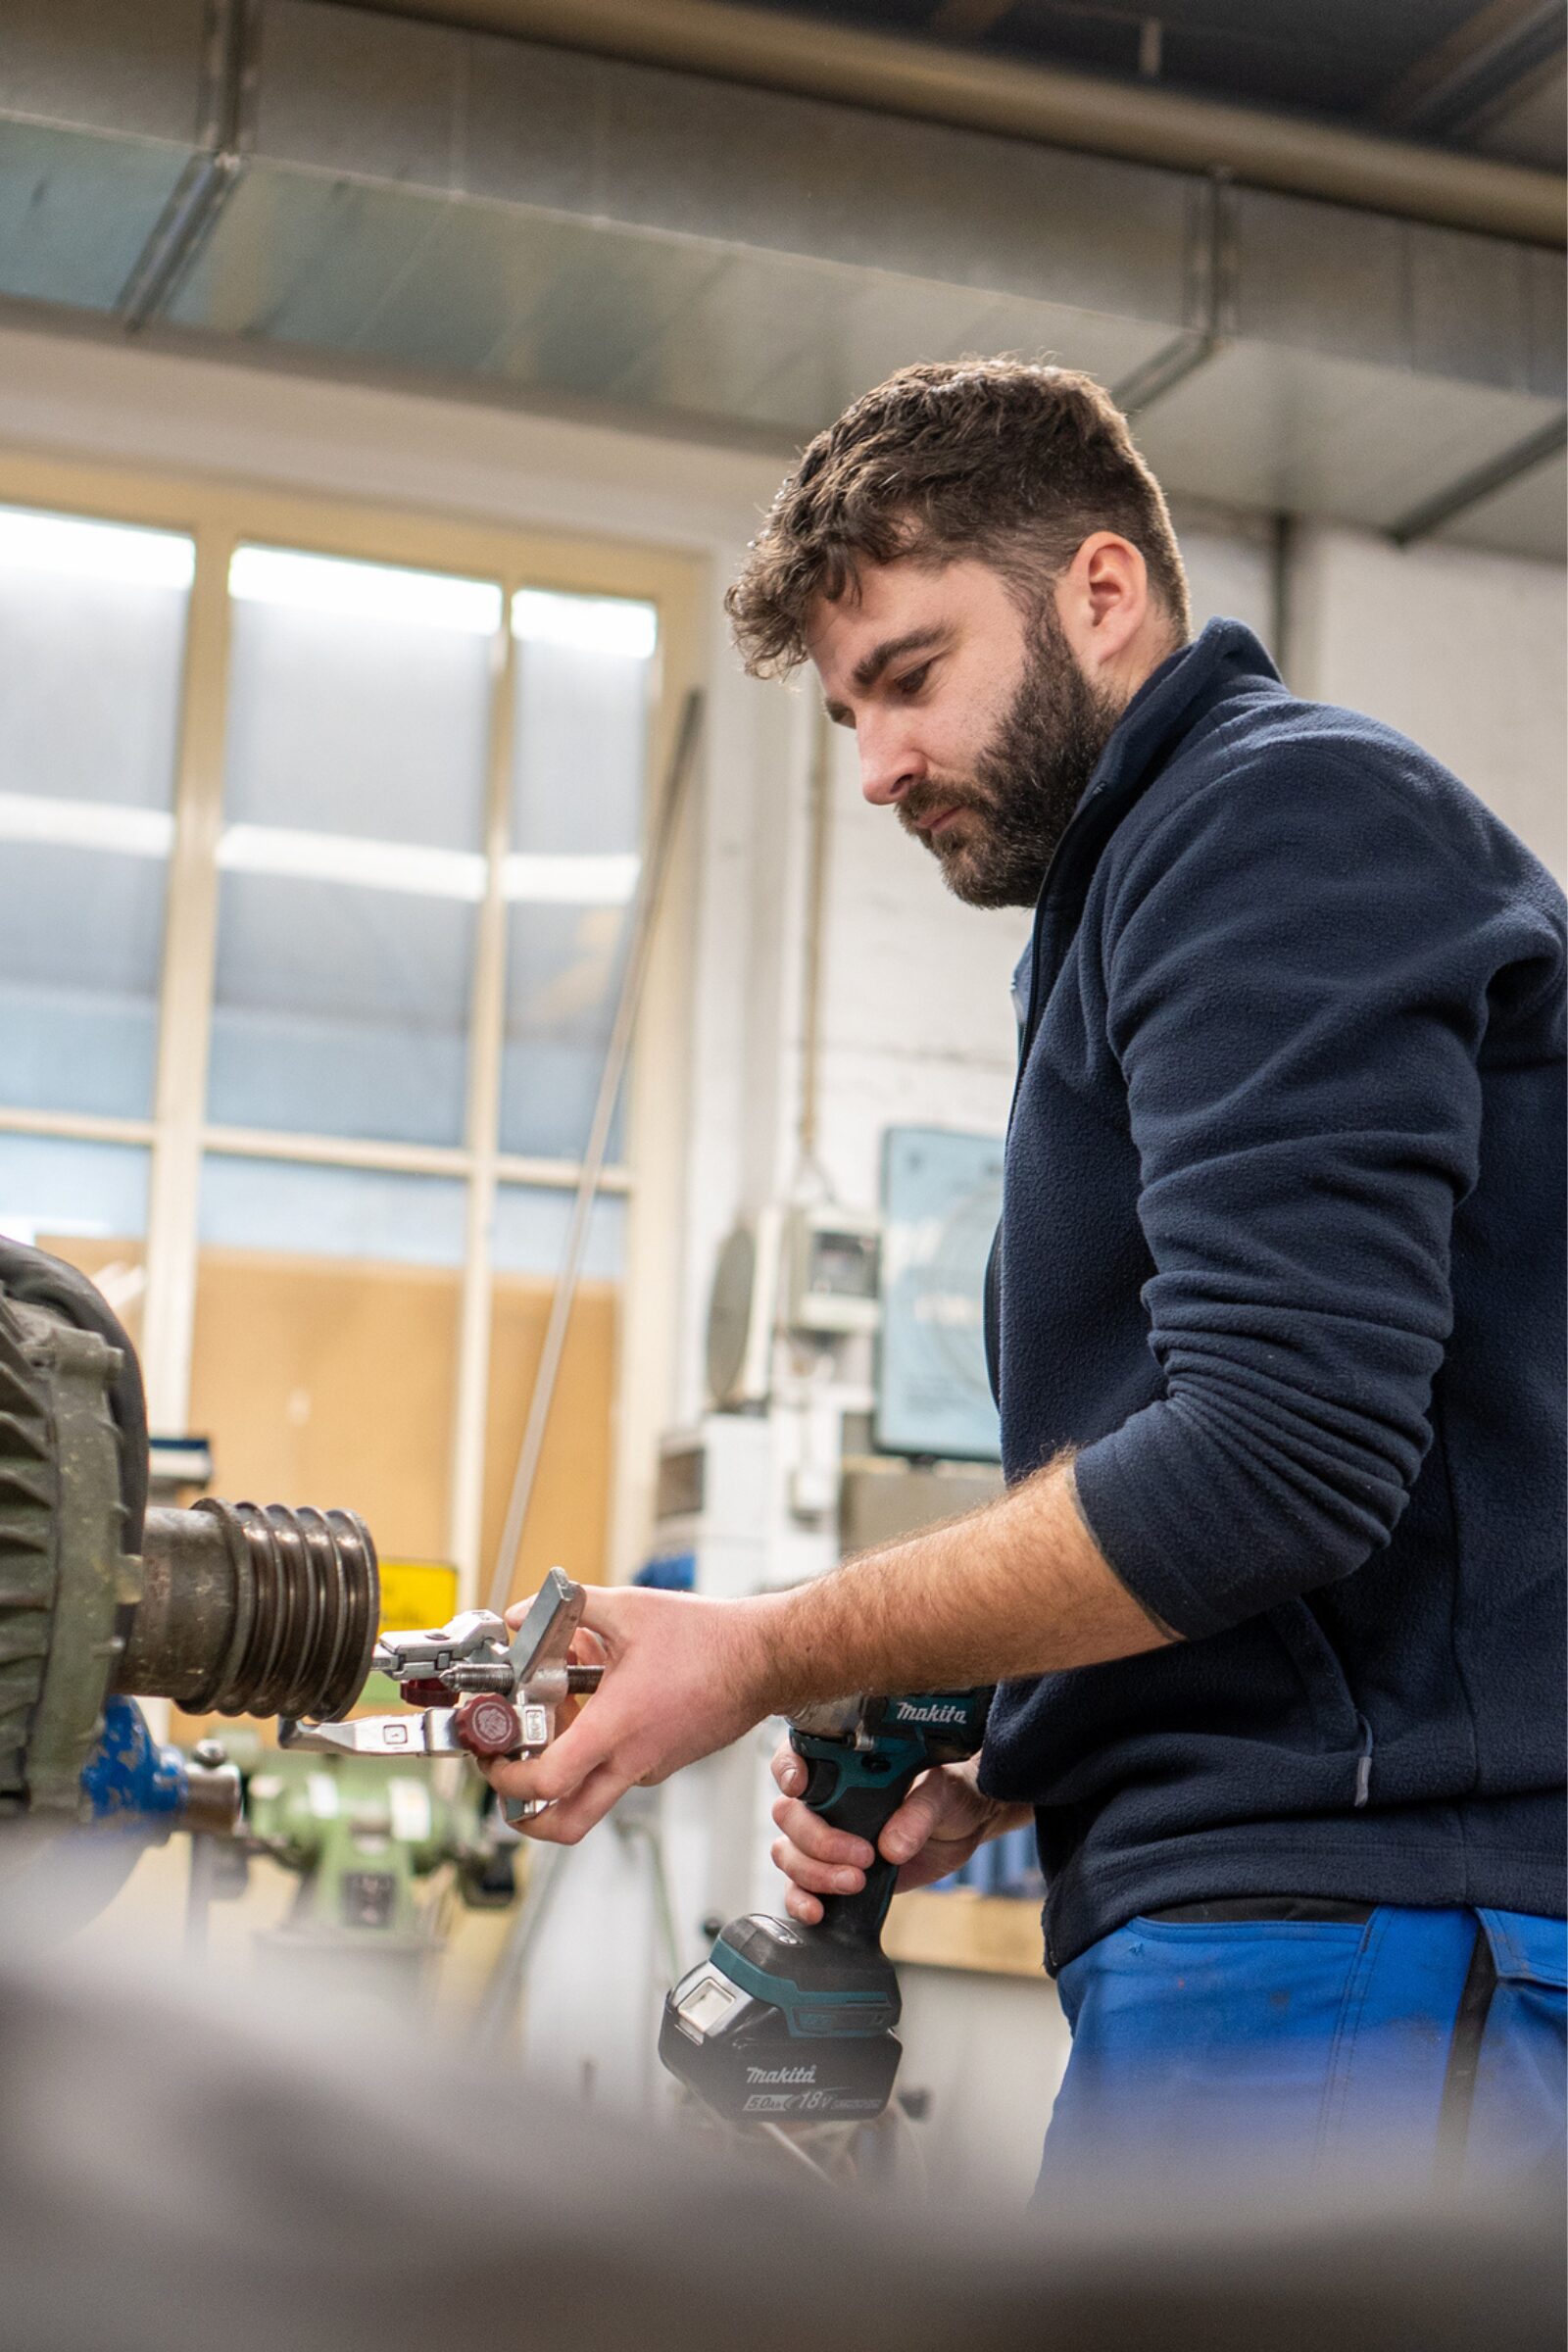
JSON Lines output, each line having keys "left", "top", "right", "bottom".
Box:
{"left": 0, "top": 1927, "right": 1559, "bottom": 2352}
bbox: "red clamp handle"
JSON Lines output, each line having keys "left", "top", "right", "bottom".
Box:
{"left": 453, "top": 1693, "right": 523, "bottom": 1759}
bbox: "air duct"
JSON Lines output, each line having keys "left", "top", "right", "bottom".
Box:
{"left": 346, "top": 0, "right": 1566, "bottom": 246}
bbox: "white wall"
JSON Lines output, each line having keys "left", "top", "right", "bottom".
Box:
{"left": 1176, "top": 504, "right": 1279, "bottom": 650}
{"left": 1288, "top": 522, "right": 1567, "bottom": 882}
{"left": 813, "top": 727, "right": 1031, "bottom": 1205}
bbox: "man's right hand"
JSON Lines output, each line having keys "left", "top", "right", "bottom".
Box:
{"left": 768, "top": 1743, "right": 1032, "bottom": 1926}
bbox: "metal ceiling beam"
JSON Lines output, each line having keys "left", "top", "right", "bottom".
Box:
{"left": 335, "top": 0, "right": 1567, "bottom": 246}
{"left": 1380, "top": 0, "right": 1564, "bottom": 139}
{"left": 1388, "top": 410, "right": 1568, "bottom": 544}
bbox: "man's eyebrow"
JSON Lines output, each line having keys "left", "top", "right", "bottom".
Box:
{"left": 851, "top": 626, "right": 948, "bottom": 694}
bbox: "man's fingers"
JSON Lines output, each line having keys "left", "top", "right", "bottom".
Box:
{"left": 768, "top": 1793, "right": 874, "bottom": 1870}
{"left": 491, "top": 1582, "right": 772, "bottom": 1851}
{"left": 502, "top": 1592, "right": 616, "bottom": 1652}
{"left": 769, "top": 1837, "right": 867, "bottom": 1899}
{"left": 784, "top": 1883, "right": 825, "bottom": 1928}
{"left": 769, "top": 1740, "right": 806, "bottom": 1799}
{"left": 574, "top": 1584, "right": 636, "bottom": 1644}
{"left": 486, "top": 1704, "right": 609, "bottom": 1810}
{"left": 515, "top": 1764, "right": 632, "bottom": 1846}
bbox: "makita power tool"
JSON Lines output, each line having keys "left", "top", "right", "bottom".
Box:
{"left": 660, "top": 1687, "right": 992, "bottom": 2124}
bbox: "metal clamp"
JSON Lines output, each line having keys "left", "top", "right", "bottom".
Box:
{"left": 279, "top": 1569, "right": 600, "bottom": 1821}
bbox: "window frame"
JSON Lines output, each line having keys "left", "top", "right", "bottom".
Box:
{"left": 0, "top": 447, "right": 703, "bottom": 1604}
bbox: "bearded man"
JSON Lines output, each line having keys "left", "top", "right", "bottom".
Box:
{"left": 490, "top": 361, "right": 1567, "bottom": 2199}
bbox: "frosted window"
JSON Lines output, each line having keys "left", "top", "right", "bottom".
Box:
{"left": 199, "top": 1155, "right": 467, "bottom": 1266}
{"left": 491, "top": 1183, "right": 625, "bottom": 1281}
{"left": 0, "top": 506, "right": 190, "bottom": 1118}
{"left": 208, "top": 547, "right": 499, "bottom": 1146}
{"left": 499, "top": 592, "right": 655, "bottom": 1161}
{"left": 210, "top": 874, "right": 477, "bottom": 1147}
{"left": 0, "top": 1134, "right": 149, "bottom": 1246}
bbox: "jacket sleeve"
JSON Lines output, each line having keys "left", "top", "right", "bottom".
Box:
{"left": 1070, "top": 752, "right": 1496, "bottom": 1642}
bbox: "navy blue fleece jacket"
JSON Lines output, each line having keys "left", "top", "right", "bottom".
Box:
{"left": 979, "top": 619, "right": 1566, "bottom": 1970}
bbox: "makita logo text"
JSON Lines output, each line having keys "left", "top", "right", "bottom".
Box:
{"left": 893, "top": 1700, "right": 970, "bottom": 1727}
{"left": 745, "top": 2065, "right": 817, "bottom": 2085}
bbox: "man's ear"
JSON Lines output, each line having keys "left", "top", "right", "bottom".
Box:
{"left": 1056, "top": 533, "right": 1149, "bottom": 672}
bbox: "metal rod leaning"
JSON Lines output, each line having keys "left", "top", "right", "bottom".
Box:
{"left": 486, "top": 686, "right": 706, "bottom": 1617}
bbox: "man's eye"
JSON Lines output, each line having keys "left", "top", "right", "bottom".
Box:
{"left": 894, "top": 662, "right": 933, "bottom": 698}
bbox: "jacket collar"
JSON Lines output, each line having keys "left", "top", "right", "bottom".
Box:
{"left": 1011, "top": 619, "right": 1284, "bottom": 1059}
{"left": 1069, "top": 616, "right": 1284, "bottom": 843}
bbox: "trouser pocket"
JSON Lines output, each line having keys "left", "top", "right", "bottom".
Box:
{"left": 1043, "top": 1911, "right": 1373, "bottom": 2207}
{"left": 1439, "top": 1909, "right": 1567, "bottom": 2193}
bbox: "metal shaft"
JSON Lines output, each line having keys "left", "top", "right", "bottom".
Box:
{"left": 114, "top": 1498, "right": 379, "bottom": 1722}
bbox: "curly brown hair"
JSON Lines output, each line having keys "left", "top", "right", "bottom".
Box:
{"left": 727, "top": 359, "right": 1190, "bottom": 677}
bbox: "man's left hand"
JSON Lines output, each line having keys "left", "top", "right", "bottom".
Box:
{"left": 483, "top": 1585, "right": 778, "bottom": 1841}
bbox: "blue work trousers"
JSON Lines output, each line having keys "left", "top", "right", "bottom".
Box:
{"left": 1039, "top": 1904, "right": 1566, "bottom": 2208}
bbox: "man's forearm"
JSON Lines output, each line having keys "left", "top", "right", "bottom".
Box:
{"left": 750, "top": 1453, "right": 1175, "bottom": 1715}
{"left": 484, "top": 1453, "right": 1176, "bottom": 1844}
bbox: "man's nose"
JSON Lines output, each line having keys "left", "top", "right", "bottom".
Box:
{"left": 858, "top": 717, "right": 922, "bottom": 808}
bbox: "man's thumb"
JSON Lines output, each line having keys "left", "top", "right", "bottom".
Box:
{"left": 879, "top": 1772, "right": 944, "bottom": 1863}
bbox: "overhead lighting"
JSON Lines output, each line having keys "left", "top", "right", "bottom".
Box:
{"left": 228, "top": 546, "right": 503, "bottom": 637}
{"left": 0, "top": 791, "right": 173, "bottom": 858}
{"left": 502, "top": 853, "right": 639, "bottom": 905}
{"left": 0, "top": 506, "right": 194, "bottom": 591}
{"left": 218, "top": 825, "right": 486, "bottom": 900}
{"left": 513, "top": 589, "right": 658, "bottom": 661}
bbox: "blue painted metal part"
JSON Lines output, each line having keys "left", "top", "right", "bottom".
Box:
{"left": 932, "top": 1821, "right": 1045, "bottom": 1900}
{"left": 633, "top": 1552, "right": 696, "bottom": 1592}
{"left": 79, "top": 1695, "right": 190, "bottom": 1836}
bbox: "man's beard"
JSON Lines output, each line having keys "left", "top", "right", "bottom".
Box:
{"left": 900, "top": 604, "right": 1121, "bottom": 909}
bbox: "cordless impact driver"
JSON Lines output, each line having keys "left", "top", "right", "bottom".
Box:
{"left": 660, "top": 1687, "right": 992, "bottom": 2124}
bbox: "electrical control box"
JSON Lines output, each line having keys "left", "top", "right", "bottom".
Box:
{"left": 646, "top": 1415, "right": 777, "bottom": 1598}
{"left": 782, "top": 1201, "right": 881, "bottom": 1339}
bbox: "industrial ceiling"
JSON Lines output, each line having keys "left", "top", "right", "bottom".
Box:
{"left": 0, "top": 0, "right": 1563, "bottom": 557}
{"left": 740, "top": 0, "right": 1568, "bottom": 172}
